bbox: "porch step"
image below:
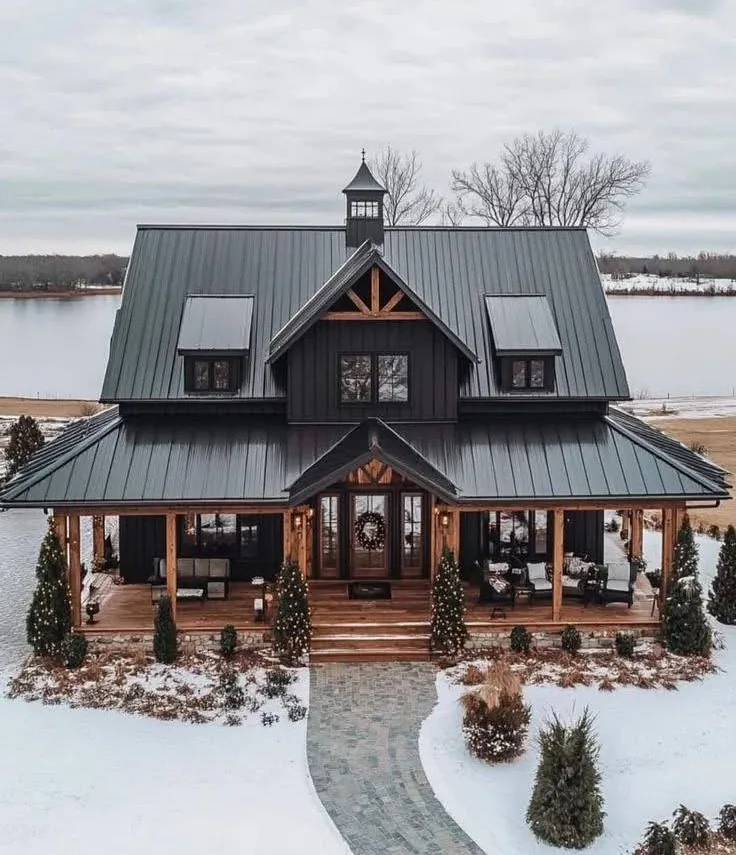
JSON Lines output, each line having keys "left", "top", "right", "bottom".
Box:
{"left": 311, "top": 633, "right": 430, "bottom": 652}
{"left": 312, "top": 621, "right": 429, "bottom": 638}
{"left": 310, "top": 647, "right": 432, "bottom": 663}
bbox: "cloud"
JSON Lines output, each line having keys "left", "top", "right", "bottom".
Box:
{"left": 0, "top": 0, "right": 734, "bottom": 254}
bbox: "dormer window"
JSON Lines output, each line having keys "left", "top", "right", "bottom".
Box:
{"left": 351, "top": 200, "right": 380, "bottom": 218}
{"left": 511, "top": 358, "right": 546, "bottom": 390}
{"left": 190, "top": 358, "right": 237, "bottom": 393}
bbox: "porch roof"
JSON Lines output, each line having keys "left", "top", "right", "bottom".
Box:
{"left": 0, "top": 408, "right": 729, "bottom": 508}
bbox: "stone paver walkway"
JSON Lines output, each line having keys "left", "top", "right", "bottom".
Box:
{"left": 307, "top": 663, "right": 484, "bottom": 855}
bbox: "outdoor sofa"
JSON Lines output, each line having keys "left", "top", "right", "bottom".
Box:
{"left": 149, "top": 557, "right": 231, "bottom": 601}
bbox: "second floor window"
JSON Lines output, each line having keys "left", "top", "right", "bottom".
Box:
{"left": 511, "top": 358, "right": 546, "bottom": 390}
{"left": 187, "top": 357, "right": 238, "bottom": 393}
{"left": 339, "top": 353, "right": 409, "bottom": 403}
{"left": 351, "top": 200, "right": 379, "bottom": 218}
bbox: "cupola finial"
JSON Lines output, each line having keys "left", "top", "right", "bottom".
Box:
{"left": 361, "top": 148, "right": 366, "bottom": 163}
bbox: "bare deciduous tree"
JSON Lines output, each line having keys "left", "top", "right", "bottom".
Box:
{"left": 451, "top": 130, "right": 650, "bottom": 236}
{"left": 370, "top": 146, "right": 441, "bottom": 226}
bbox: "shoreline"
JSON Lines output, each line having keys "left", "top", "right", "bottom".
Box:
{"left": 0, "top": 287, "right": 122, "bottom": 300}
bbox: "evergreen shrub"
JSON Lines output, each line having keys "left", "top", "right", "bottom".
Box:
{"left": 261, "top": 667, "right": 296, "bottom": 699}
{"left": 561, "top": 624, "right": 582, "bottom": 654}
{"left": 526, "top": 709, "right": 604, "bottom": 849}
{"left": 671, "top": 805, "right": 709, "bottom": 847}
{"left": 153, "top": 594, "right": 177, "bottom": 663}
{"left": 5, "top": 414, "right": 45, "bottom": 480}
{"left": 708, "top": 525, "right": 736, "bottom": 625}
{"left": 26, "top": 518, "right": 72, "bottom": 657}
{"left": 430, "top": 548, "right": 467, "bottom": 656}
{"left": 220, "top": 624, "right": 238, "bottom": 658}
{"left": 614, "top": 632, "right": 635, "bottom": 657}
{"left": 460, "top": 662, "right": 530, "bottom": 763}
{"left": 719, "top": 804, "right": 736, "bottom": 840}
{"left": 272, "top": 560, "right": 311, "bottom": 662}
{"left": 641, "top": 822, "right": 676, "bottom": 855}
{"left": 510, "top": 625, "right": 532, "bottom": 654}
{"left": 61, "top": 632, "right": 88, "bottom": 668}
{"left": 221, "top": 670, "right": 245, "bottom": 710}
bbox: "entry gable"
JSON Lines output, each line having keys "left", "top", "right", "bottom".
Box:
{"left": 287, "top": 418, "right": 458, "bottom": 506}
{"left": 268, "top": 241, "right": 477, "bottom": 364}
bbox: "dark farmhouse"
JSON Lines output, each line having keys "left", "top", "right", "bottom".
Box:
{"left": 2, "top": 158, "right": 730, "bottom": 657}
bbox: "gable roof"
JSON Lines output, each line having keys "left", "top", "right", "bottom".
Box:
{"left": 268, "top": 240, "right": 478, "bottom": 364}
{"left": 287, "top": 418, "right": 458, "bottom": 505}
{"left": 100, "top": 226, "right": 630, "bottom": 403}
{"left": 177, "top": 295, "right": 254, "bottom": 353}
{"left": 484, "top": 294, "right": 562, "bottom": 356}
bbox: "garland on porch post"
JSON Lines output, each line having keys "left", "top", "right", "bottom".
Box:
{"left": 273, "top": 559, "right": 312, "bottom": 663}
{"left": 26, "top": 517, "right": 72, "bottom": 657}
{"left": 430, "top": 548, "right": 467, "bottom": 656}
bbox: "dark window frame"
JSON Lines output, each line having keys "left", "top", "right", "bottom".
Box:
{"left": 179, "top": 513, "right": 262, "bottom": 558}
{"left": 337, "top": 352, "right": 410, "bottom": 405}
{"left": 500, "top": 356, "right": 555, "bottom": 392}
{"left": 184, "top": 355, "right": 241, "bottom": 395}
{"left": 351, "top": 200, "right": 379, "bottom": 218}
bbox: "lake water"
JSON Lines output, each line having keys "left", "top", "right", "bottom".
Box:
{"left": 0, "top": 293, "right": 734, "bottom": 668}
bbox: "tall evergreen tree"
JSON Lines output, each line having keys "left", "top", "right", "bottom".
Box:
{"left": 527, "top": 709, "right": 605, "bottom": 849}
{"left": 5, "top": 414, "right": 44, "bottom": 480}
{"left": 153, "top": 594, "right": 177, "bottom": 663}
{"left": 26, "top": 517, "right": 72, "bottom": 656}
{"left": 671, "top": 513, "right": 699, "bottom": 583}
{"left": 272, "top": 559, "right": 311, "bottom": 662}
{"left": 430, "top": 548, "right": 467, "bottom": 656}
{"left": 709, "top": 525, "right": 736, "bottom": 624}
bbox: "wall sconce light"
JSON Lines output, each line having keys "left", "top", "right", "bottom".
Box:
{"left": 306, "top": 507, "right": 314, "bottom": 522}
{"left": 294, "top": 513, "right": 303, "bottom": 531}
{"left": 440, "top": 512, "right": 450, "bottom": 529}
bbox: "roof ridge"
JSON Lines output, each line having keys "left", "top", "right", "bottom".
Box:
{"left": 1, "top": 408, "right": 123, "bottom": 503}
{"left": 604, "top": 411, "right": 726, "bottom": 493}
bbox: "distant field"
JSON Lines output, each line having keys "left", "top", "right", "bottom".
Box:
{"left": 602, "top": 273, "right": 736, "bottom": 296}
{"left": 650, "top": 415, "right": 736, "bottom": 530}
{"left": 0, "top": 397, "right": 100, "bottom": 418}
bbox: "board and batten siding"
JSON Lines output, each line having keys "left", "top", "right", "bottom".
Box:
{"left": 287, "top": 319, "right": 458, "bottom": 423}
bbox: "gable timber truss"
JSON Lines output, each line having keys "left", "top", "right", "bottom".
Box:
{"left": 324, "top": 266, "right": 425, "bottom": 321}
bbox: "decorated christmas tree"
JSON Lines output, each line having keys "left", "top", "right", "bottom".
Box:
{"left": 527, "top": 709, "right": 605, "bottom": 849}
{"left": 153, "top": 594, "right": 177, "bottom": 663}
{"left": 709, "top": 525, "right": 736, "bottom": 624}
{"left": 5, "top": 414, "right": 45, "bottom": 481}
{"left": 26, "top": 517, "right": 72, "bottom": 657}
{"left": 272, "top": 559, "right": 311, "bottom": 662}
{"left": 430, "top": 548, "right": 467, "bottom": 656}
{"left": 671, "top": 513, "right": 699, "bottom": 583}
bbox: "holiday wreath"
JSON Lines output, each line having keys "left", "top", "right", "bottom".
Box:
{"left": 354, "top": 511, "right": 386, "bottom": 551}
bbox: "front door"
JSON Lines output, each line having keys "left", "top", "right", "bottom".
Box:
{"left": 350, "top": 493, "right": 389, "bottom": 578}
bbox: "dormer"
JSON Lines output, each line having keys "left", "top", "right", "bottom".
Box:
{"left": 484, "top": 295, "right": 562, "bottom": 393}
{"left": 343, "top": 151, "right": 386, "bottom": 249}
{"left": 177, "top": 295, "right": 254, "bottom": 395}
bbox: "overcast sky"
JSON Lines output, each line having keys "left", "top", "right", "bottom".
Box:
{"left": 1, "top": 0, "right": 734, "bottom": 256}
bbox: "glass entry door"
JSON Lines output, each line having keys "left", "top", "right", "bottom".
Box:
{"left": 350, "top": 493, "right": 388, "bottom": 577}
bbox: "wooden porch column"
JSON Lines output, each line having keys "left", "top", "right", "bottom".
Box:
{"left": 630, "top": 509, "right": 644, "bottom": 560}
{"left": 53, "top": 512, "right": 67, "bottom": 554}
{"left": 429, "top": 498, "right": 439, "bottom": 581}
{"left": 552, "top": 509, "right": 564, "bottom": 623}
{"left": 166, "top": 512, "right": 177, "bottom": 620}
{"left": 660, "top": 507, "right": 674, "bottom": 611}
{"left": 68, "top": 514, "right": 82, "bottom": 629}
{"left": 92, "top": 515, "right": 105, "bottom": 565}
{"left": 296, "top": 507, "right": 308, "bottom": 577}
{"left": 282, "top": 510, "right": 293, "bottom": 564}
{"left": 450, "top": 508, "right": 460, "bottom": 560}
{"left": 620, "top": 510, "right": 630, "bottom": 540}
{"left": 304, "top": 509, "right": 314, "bottom": 579}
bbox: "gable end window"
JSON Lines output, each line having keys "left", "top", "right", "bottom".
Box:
{"left": 339, "top": 353, "right": 409, "bottom": 403}
{"left": 185, "top": 357, "right": 239, "bottom": 394}
{"left": 502, "top": 357, "right": 553, "bottom": 391}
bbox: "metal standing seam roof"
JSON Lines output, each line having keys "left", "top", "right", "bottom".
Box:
{"left": 177, "top": 295, "right": 254, "bottom": 353}
{"left": 100, "top": 226, "right": 630, "bottom": 403}
{"left": 268, "top": 240, "right": 478, "bottom": 364}
{"left": 1, "top": 410, "right": 728, "bottom": 508}
{"left": 342, "top": 161, "right": 386, "bottom": 193}
{"left": 484, "top": 294, "right": 562, "bottom": 356}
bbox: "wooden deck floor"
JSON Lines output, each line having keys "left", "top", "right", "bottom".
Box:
{"left": 81, "top": 575, "right": 658, "bottom": 634}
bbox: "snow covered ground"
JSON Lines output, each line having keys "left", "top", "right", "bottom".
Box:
{"left": 602, "top": 273, "right": 736, "bottom": 296}
{"left": 619, "top": 396, "right": 736, "bottom": 420}
{"left": 0, "top": 668, "right": 351, "bottom": 855}
{"left": 419, "top": 532, "right": 733, "bottom": 855}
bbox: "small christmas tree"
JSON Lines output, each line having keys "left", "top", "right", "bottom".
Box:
{"left": 26, "top": 517, "right": 72, "bottom": 657}
{"left": 708, "top": 525, "right": 736, "bottom": 625}
{"left": 671, "top": 513, "right": 699, "bottom": 583}
{"left": 527, "top": 708, "right": 605, "bottom": 849}
{"left": 430, "top": 548, "right": 467, "bottom": 656}
{"left": 663, "top": 574, "right": 712, "bottom": 656}
{"left": 153, "top": 594, "right": 177, "bottom": 663}
{"left": 272, "top": 559, "right": 311, "bottom": 662}
{"left": 5, "top": 414, "right": 45, "bottom": 480}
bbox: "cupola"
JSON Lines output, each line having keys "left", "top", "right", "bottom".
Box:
{"left": 343, "top": 150, "right": 386, "bottom": 249}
